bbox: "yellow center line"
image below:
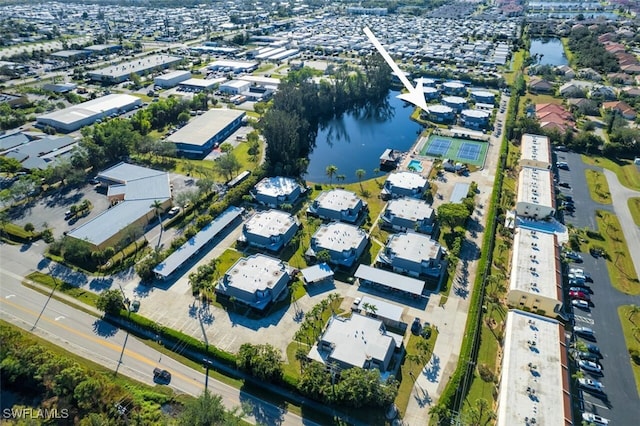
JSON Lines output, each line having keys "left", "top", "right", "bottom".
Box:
{"left": 0, "top": 298, "right": 204, "bottom": 389}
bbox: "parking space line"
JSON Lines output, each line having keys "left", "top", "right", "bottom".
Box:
{"left": 583, "top": 400, "right": 611, "bottom": 411}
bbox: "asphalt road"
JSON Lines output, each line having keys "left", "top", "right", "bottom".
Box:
{"left": 0, "top": 267, "right": 312, "bottom": 426}
{"left": 554, "top": 150, "right": 640, "bottom": 425}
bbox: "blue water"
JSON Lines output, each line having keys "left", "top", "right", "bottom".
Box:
{"left": 305, "top": 91, "right": 423, "bottom": 183}
{"left": 530, "top": 38, "right": 568, "bottom": 66}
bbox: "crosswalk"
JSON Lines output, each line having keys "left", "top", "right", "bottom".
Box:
{"left": 574, "top": 314, "right": 594, "bottom": 325}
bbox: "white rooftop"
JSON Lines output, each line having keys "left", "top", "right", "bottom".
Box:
{"left": 166, "top": 109, "right": 245, "bottom": 147}
{"left": 385, "top": 197, "right": 433, "bottom": 222}
{"left": 223, "top": 254, "right": 288, "bottom": 294}
{"left": 155, "top": 70, "right": 191, "bottom": 81}
{"left": 427, "top": 104, "right": 453, "bottom": 114}
{"left": 359, "top": 296, "right": 404, "bottom": 323}
{"left": 386, "top": 232, "right": 442, "bottom": 264}
{"left": 442, "top": 95, "right": 467, "bottom": 104}
{"left": 312, "top": 222, "right": 367, "bottom": 254}
{"left": 517, "top": 167, "right": 554, "bottom": 210}
{"left": 320, "top": 314, "right": 398, "bottom": 369}
{"left": 313, "top": 189, "right": 362, "bottom": 213}
{"left": 243, "top": 209, "right": 298, "bottom": 239}
{"left": 254, "top": 176, "right": 301, "bottom": 198}
{"left": 509, "top": 228, "right": 562, "bottom": 302}
{"left": 497, "top": 310, "right": 570, "bottom": 426}
{"left": 37, "top": 94, "right": 140, "bottom": 125}
{"left": 208, "top": 59, "right": 258, "bottom": 69}
{"left": 179, "top": 78, "right": 219, "bottom": 89}
{"left": 238, "top": 75, "right": 281, "bottom": 86}
{"left": 385, "top": 171, "right": 427, "bottom": 192}
{"left": 461, "top": 109, "right": 490, "bottom": 118}
{"left": 520, "top": 133, "right": 551, "bottom": 169}
{"left": 90, "top": 54, "right": 181, "bottom": 79}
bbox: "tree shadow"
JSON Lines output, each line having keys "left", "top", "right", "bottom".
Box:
{"left": 423, "top": 353, "right": 441, "bottom": 382}
{"left": 92, "top": 318, "right": 118, "bottom": 337}
{"left": 239, "top": 389, "right": 285, "bottom": 426}
{"left": 88, "top": 276, "right": 114, "bottom": 291}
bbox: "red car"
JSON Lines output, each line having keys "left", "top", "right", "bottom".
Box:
{"left": 569, "top": 290, "right": 590, "bottom": 301}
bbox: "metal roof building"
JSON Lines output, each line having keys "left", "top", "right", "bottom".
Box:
{"left": 36, "top": 94, "right": 142, "bottom": 132}
{"left": 355, "top": 265, "right": 425, "bottom": 297}
{"left": 88, "top": 54, "right": 182, "bottom": 83}
{"left": 154, "top": 207, "right": 244, "bottom": 280}
{"left": 166, "top": 108, "right": 245, "bottom": 157}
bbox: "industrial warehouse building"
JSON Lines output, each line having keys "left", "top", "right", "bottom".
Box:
{"left": 36, "top": 94, "right": 142, "bottom": 132}
{"left": 88, "top": 54, "right": 182, "bottom": 83}
{"left": 154, "top": 70, "right": 191, "bottom": 88}
{"left": 166, "top": 108, "right": 245, "bottom": 157}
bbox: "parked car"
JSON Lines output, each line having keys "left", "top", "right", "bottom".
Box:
{"left": 573, "top": 350, "right": 600, "bottom": 363}
{"left": 578, "top": 378, "right": 605, "bottom": 394}
{"left": 559, "top": 182, "right": 571, "bottom": 188}
{"left": 569, "top": 286, "right": 592, "bottom": 294}
{"left": 352, "top": 297, "right": 362, "bottom": 311}
{"left": 556, "top": 161, "right": 569, "bottom": 170}
{"left": 582, "top": 412, "right": 609, "bottom": 425}
{"left": 574, "top": 326, "right": 596, "bottom": 340}
{"left": 579, "top": 360, "right": 603, "bottom": 375}
{"left": 569, "top": 290, "right": 590, "bottom": 301}
{"left": 572, "top": 299, "right": 590, "bottom": 310}
{"left": 168, "top": 206, "right": 180, "bottom": 216}
{"left": 564, "top": 251, "right": 584, "bottom": 262}
{"left": 586, "top": 343, "right": 601, "bottom": 356}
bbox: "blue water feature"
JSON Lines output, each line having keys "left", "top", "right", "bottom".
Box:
{"left": 305, "top": 90, "right": 423, "bottom": 183}
{"left": 530, "top": 38, "right": 568, "bottom": 66}
{"left": 408, "top": 159, "right": 423, "bottom": 173}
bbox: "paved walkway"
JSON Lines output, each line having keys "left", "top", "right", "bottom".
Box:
{"left": 603, "top": 169, "right": 640, "bottom": 278}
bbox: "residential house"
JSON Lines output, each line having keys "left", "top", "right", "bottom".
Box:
{"left": 252, "top": 176, "right": 303, "bottom": 208}
{"left": 602, "top": 100, "right": 637, "bottom": 120}
{"left": 380, "top": 171, "right": 428, "bottom": 200}
{"left": 307, "top": 222, "right": 368, "bottom": 268}
{"left": 380, "top": 197, "right": 435, "bottom": 234}
{"left": 240, "top": 209, "right": 300, "bottom": 252}
{"left": 528, "top": 76, "right": 554, "bottom": 94}
{"left": 307, "top": 189, "right": 367, "bottom": 224}
{"left": 589, "top": 85, "right": 617, "bottom": 100}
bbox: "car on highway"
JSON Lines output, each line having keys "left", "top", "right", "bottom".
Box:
{"left": 572, "top": 299, "right": 590, "bottom": 310}
{"left": 582, "top": 412, "right": 609, "bottom": 425}
{"left": 578, "top": 378, "right": 605, "bottom": 394}
{"left": 153, "top": 368, "right": 171, "bottom": 384}
{"left": 574, "top": 326, "right": 596, "bottom": 340}
{"left": 569, "top": 290, "right": 590, "bottom": 301}
{"left": 579, "top": 360, "right": 603, "bottom": 375}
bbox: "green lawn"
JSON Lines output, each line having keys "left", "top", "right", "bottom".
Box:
{"left": 24, "top": 271, "right": 100, "bottom": 307}
{"left": 581, "top": 155, "right": 640, "bottom": 191}
{"left": 594, "top": 210, "right": 640, "bottom": 295}
{"left": 629, "top": 198, "right": 640, "bottom": 227}
{"left": 617, "top": 306, "right": 640, "bottom": 398}
{"left": 584, "top": 169, "right": 612, "bottom": 204}
{"left": 395, "top": 331, "right": 438, "bottom": 417}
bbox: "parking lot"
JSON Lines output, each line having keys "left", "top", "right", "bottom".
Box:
{"left": 554, "top": 149, "right": 640, "bottom": 425}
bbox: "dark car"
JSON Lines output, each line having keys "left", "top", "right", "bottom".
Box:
{"left": 575, "top": 326, "right": 596, "bottom": 341}
{"left": 559, "top": 182, "right": 571, "bottom": 188}
{"left": 153, "top": 368, "right": 171, "bottom": 384}
{"left": 586, "top": 343, "right": 602, "bottom": 356}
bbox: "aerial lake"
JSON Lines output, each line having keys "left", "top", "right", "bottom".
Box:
{"left": 305, "top": 90, "right": 423, "bottom": 183}
{"left": 529, "top": 38, "right": 569, "bottom": 66}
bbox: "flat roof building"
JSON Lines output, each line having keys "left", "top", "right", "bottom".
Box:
{"left": 36, "top": 94, "right": 142, "bottom": 132}
{"left": 166, "top": 109, "right": 245, "bottom": 157}
{"left": 67, "top": 163, "right": 171, "bottom": 250}
{"left": 470, "top": 90, "right": 496, "bottom": 104}
{"left": 380, "top": 197, "right": 435, "bottom": 234}
{"left": 425, "top": 104, "right": 455, "bottom": 123}
{"left": 507, "top": 228, "right": 563, "bottom": 316}
{"left": 252, "top": 176, "right": 303, "bottom": 208}
{"left": 442, "top": 96, "right": 467, "bottom": 112}
{"left": 2, "top": 134, "right": 76, "bottom": 170}
{"left": 377, "top": 232, "right": 444, "bottom": 279}
{"left": 178, "top": 78, "right": 220, "bottom": 91}
{"left": 219, "top": 80, "right": 251, "bottom": 95}
{"left": 307, "top": 189, "right": 366, "bottom": 224}
{"left": 497, "top": 310, "right": 572, "bottom": 426}
{"left": 314, "top": 314, "right": 401, "bottom": 372}
{"left": 381, "top": 171, "right": 428, "bottom": 200}
{"left": 240, "top": 209, "right": 299, "bottom": 252}
{"left": 356, "top": 296, "right": 405, "bottom": 329}
{"left": 216, "top": 254, "right": 290, "bottom": 311}
{"left": 237, "top": 75, "right": 281, "bottom": 89}
{"left": 355, "top": 265, "right": 425, "bottom": 298}
{"left": 207, "top": 59, "right": 258, "bottom": 73}
{"left": 308, "top": 222, "right": 368, "bottom": 268}
{"left": 88, "top": 54, "right": 182, "bottom": 83}
{"left": 520, "top": 133, "right": 551, "bottom": 170}
{"left": 460, "top": 109, "right": 490, "bottom": 130}
{"left": 154, "top": 70, "right": 191, "bottom": 88}
{"left": 516, "top": 167, "right": 555, "bottom": 219}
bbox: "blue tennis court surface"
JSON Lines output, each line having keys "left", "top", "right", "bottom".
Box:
{"left": 457, "top": 143, "right": 481, "bottom": 161}
{"left": 424, "top": 138, "right": 451, "bottom": 156}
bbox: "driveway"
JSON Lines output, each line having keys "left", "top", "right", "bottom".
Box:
{"left": 555, "top": 150, "right": 640, "bottom": 425}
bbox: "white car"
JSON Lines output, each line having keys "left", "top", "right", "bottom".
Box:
{"left": 582, "top": 412, "right": 609, "bottom": 425}
{"left": 578, "top": 378, "right": 604, "bottom": 393}
{"left": 572, "top": 300, "right": 590, "bottom": 310}
{"left": 579, "top": 360, "right": 603, "bottom": 375}
{"left": 168, "top": 206, "right": 180, "bottom": 216}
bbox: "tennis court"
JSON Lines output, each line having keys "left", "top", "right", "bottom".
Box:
{"left": 420, "top": 134, "right": 488, "bottom": 167}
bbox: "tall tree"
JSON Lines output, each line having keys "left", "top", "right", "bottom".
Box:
{"left": 326, "top": 165, "right": 338, "bottom": 186}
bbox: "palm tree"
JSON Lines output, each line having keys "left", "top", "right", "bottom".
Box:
{"left": 355, "top": 168, "right": 366, "bottom": 191}
{"left": 150, "top": 200, "right": 163, "bottom": 230}
{"left": 325, "top": 164, "right": 338, "bottom": 186}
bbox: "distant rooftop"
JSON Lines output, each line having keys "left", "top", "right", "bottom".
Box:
{"left": 37, "top": 94, "right": 141, "bottom": 126}
{"left": 166, "top": 109, "right": 245, "bottom": 147}
{"left": 497, "top": 310, "right": 570, "bottom": 426}
{"left": 89, "top": 54, "right": 182, "bottom": 79}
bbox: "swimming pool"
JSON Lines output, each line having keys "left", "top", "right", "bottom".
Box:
{"left": 408, "top": 159, "right": 423, "bottom": 172}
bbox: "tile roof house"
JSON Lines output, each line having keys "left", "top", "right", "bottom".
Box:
{"left": 602, "top": 100, "right": 637, "bottom": 120}
{"left": 536, "top": 103, "right": 575, "bottom": 132}
{"left": 528, "top": 76, "right": 554, "bottom": 94}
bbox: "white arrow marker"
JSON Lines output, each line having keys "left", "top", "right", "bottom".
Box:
{"left": 364, "top": 27, "right": 427, "bottom": 111}
{"left": 5, "top": 294, "right": 15, "bottom": 299}
{"left": 55, "top": 316, "right": 65, "bottom": 321}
